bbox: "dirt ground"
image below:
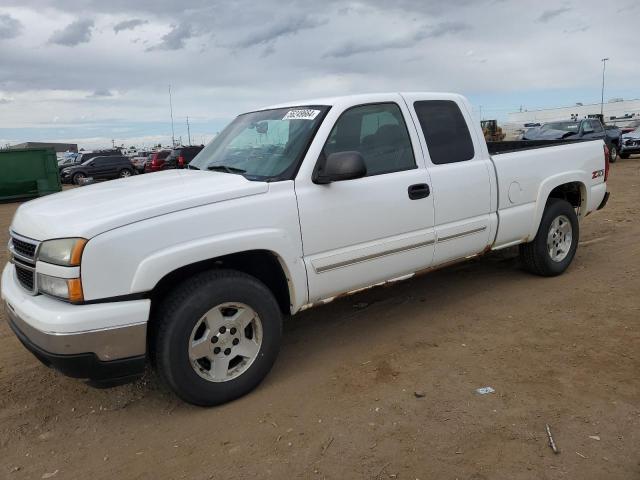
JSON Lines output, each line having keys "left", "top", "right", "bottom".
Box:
{"left": 1, "top": 158, "right": 638, "bottom": 480}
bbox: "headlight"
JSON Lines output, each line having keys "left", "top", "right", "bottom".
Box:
{"left": 37, "top": 273, "right": 84, "bottom": 303}
{"left": 38, "top": 238, "right": 87, "bottom": 266}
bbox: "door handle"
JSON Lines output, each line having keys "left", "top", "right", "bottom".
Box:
{"left": 408, "top": 183, "right": 430, "bottom": 200}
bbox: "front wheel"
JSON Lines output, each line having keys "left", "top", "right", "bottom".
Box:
{"left": 519, "top": 198, "right": 579, "bottom": 276}
{"left": 72, "top": 172, "right": 86, "bottom": 185}
{"left": 154, "top": 270, "right": 283, "bottom": 406}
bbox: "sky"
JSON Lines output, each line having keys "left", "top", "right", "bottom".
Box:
{"left": 0, "top": 0, "right": 638, "bottom": 150}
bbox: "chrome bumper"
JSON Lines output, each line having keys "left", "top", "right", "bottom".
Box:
{"left": 4, "top": 299, "right": 147, "bottom": 361}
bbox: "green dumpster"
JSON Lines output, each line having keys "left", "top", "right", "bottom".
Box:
{"left": 0, "top": 148, "right": 62, "bottom": 201}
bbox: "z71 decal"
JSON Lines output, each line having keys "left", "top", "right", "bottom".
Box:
{"left": 592, "top": 169, "right": 604, "bottom": 179}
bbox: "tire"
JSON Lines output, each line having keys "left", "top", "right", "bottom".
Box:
{"left": 119, "top": 168, "right": 133, "bottom": 178}
{"left": 519, "top": 198, "right": 579, "bottom": 277}
{"left": 154, "top": 269, "right": 283, "bottom": 406}
{"left": 72, "top": 172, "right": 86, "bottom": 185}
{"left": 609, "top": 144, "right": 618, "bottom": 163}
{"left": 620, "top": 153, "right": 630, "bottom": 159}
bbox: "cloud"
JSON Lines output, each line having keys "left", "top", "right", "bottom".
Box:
{"left": 114, "top": 19, "right": 148, "bottom": 34}
{"left": 147, "top": 23, "right": 192, "bottom": 51}
{"left": 537, "top": 7, "right": 572, "bottom": 23}
{"left": 87, "top": 89, "right": 113, "bottom": 98}
{"left": 229, "top": 15, "right": 326, "bottom": 49}
{"left": 325, "top": 21, "right": 470, "bottom": 58}
{"left": 49, "top": 19, "right": 94, "bottom": 46}
{"left": 0, "top": 14, "right": 23, "bottom": 40}
{"left": 0, "top": 98, "right": 13, "bottom": 104}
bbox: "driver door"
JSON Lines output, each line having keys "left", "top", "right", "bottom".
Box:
{"left": 294, "top": 98, "right": 436, "bottom": 303}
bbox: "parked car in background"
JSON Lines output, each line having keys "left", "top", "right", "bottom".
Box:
{"left": 523, "top": 119, "right": 620, "bottom": 161}
{"left": 165, "top": 145, "right": 205, "bottom": 169}
{"left": 620, "top": 119, "right": 640, "bottom": 134}
{"left": 620, "top": 128, "right": 640, "bottom": 159}
{"left": 57, "top": 152, "right": 80, "bottom": 171}
{"left": 60, "top": 155, "right": 134, "bottom": 184}
{"left": 58, "top": 149, "right": 122, "bottom": 172}
{"left": 144, "top": 150, "right": 171, "bottom": 173}
{"left": 131, "top": 152, "right": 151, "bottom": 173}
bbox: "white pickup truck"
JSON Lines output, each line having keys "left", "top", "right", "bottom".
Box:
{"left": 2, "top": 93, "right": 610, "bottom": 406}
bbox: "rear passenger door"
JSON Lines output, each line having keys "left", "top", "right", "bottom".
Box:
{"left": 295, "top": 99, "right": 436, "bottom": 302}
{"left": 403, "top": 95, "right": 494, "bottom": 265}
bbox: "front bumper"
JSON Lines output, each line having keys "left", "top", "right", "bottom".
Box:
{"left": 2, "top": 263, "right": 149, "bottom": 386}
{"left": 620, "top": 145, "right": 640, "bottom": 154}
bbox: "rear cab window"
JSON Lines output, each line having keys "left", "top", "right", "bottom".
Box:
{"left": 413, "top": 100, "right": 475, "bottom": 165}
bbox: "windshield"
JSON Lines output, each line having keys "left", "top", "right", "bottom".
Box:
{"left": 190, "top": 106, "right": 329, "bottom": 181}
{"left": 542, "top": 121, "right": 579, "bottom": 132}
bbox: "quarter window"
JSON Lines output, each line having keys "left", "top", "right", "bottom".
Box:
{"left": 322, "top": 103, "right": 416, "bottom": 176}
{"left": 414, "top": 100, "right": 475, "bottom": 165}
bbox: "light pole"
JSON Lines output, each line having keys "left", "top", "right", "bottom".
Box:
{"left": 600, "top": 57, "right": 609, "bottom": 118}
{"left": 169, "top": 84, "right": 176, "bottom": 147}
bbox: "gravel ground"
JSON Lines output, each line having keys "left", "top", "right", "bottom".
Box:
{"left": 1, "top": 157, "right": 639, "bottom": 480}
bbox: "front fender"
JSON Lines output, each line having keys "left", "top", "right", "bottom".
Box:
{"left": 130, "top": 229, "right": 307, "bottom": 310}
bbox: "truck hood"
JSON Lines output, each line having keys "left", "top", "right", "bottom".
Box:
{"left": 11, "top": 170, "right": 268, "bottom": 240}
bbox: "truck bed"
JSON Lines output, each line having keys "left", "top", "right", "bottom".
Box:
{"left": 487, "top": 138, "right": 598, "bottom": 155}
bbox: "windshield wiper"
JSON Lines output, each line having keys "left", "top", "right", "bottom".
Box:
{"left": 186, "top": 164, "right": 200, "bottom": 170}
{"left": 207, "top": 165, "right": 246, "bottom": 174}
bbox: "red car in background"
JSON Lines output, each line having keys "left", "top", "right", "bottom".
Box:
{"left": 144, "top": 150, "right": 171, "bottom": 173}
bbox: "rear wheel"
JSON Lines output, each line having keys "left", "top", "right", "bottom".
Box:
{"left": 609, "top": 144, "right": 618, "bottom": 163}
{"left": 154, "top": 270, "right": 283, "bottom": 406}
{"left": 519, "top": 198, "right": 579, "bottom": 276}
{"left": 119, "top": 168, "right": 133, "bottom": 178}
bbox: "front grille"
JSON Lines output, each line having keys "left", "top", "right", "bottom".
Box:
{"left": 9, "top": 232, "right": 39, "bottom": 294}
{"left": 10, "top": 235, "right": 38, "bottom": 260}
{"left": 15, "top": 264, "right": 35, "bottom": 292}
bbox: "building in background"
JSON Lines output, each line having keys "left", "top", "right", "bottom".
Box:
{"left": 7, "top": 142, "right": 78, "bottom": 153}
{"left": 507, "top": 99, "right": 640, "bottom": 125}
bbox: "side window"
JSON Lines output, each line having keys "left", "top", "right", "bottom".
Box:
{"left": 413, "top": 100, "right": 475, "bottom": 165}
{"left": 591, "top": 120, "right": 603, "bottom": 133}
{"left": 322, "top": 103, "right": 416, "bottom": 176}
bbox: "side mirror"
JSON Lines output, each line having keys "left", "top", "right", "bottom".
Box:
{"left": 314, "top": 151, "right": 367, "bottom": 184}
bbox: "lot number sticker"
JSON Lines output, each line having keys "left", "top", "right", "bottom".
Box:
{"left": 282, "top": 109, "right": 320, "bottom": 120}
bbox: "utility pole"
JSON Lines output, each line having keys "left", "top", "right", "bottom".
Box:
{"left": 600, "top": 57, "right": 609, "bottom": 118}
{"left": 169, "top": 84, "right": 176, "bottom": 147}
{"left": 186, "top": 116, "right": 191, "bottom": 145}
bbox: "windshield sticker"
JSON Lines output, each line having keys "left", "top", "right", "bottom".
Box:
{"left": 282, "top": 109, "right": 320, "bottom": 120}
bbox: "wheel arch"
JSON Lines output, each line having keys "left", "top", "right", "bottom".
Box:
{"left": 145, "top": 249, "right": 295, "bottom": 365}
{"left": 530, "top": 174, "right": 588, "bottom": 240}
{"left": 147, "top": 249, "right": 294, "bottom": 316}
